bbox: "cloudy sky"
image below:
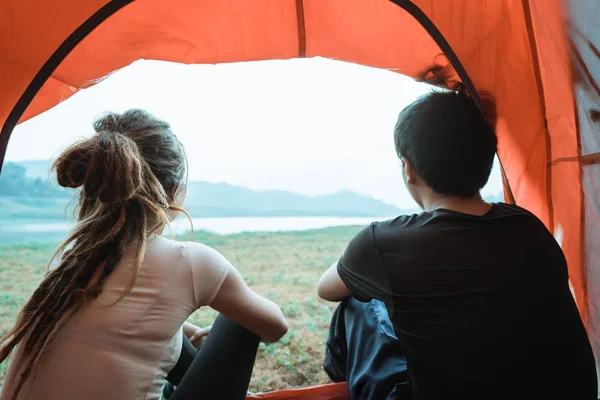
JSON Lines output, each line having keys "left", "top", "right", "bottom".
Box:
{"left": 6, "top": 57, "right": 502, "bottom": 209}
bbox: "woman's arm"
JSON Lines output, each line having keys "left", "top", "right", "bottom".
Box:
{"left": 209, "top": 266, "right": 288, "bottom": 343}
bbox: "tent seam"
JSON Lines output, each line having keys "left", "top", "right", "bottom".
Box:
{"left": 521, "top": 0, "right": 555, "bottom": 233}
{"left": 549, "top": 152, "right": 600, "bottom": 166}
{"left": 295, "top": 0, "right": 306, "bottom": 58}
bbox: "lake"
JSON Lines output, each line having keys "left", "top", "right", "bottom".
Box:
{"left": 0, "top": 216, "right": 389, "bottom": 245}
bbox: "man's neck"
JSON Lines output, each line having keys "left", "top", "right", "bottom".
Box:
{"left": 423, "top": 193, "right": 492, "bottom": 216}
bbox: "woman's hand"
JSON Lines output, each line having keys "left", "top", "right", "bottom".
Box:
{"left": 189, "top": 325, "right": 211, "bottom": 347}
{"left": 183, "top": 322, "right": 211, "bottom": 348}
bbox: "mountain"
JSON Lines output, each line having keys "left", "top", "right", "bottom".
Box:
{"left": 183, "top": 183, "right": 401, "bottom": 217}
{"left": 0, "top": 161, "right": 403, "bottom": 219}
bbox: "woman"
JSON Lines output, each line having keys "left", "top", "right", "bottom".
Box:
{"left": 0, "top": 109, "right": 288, "bottom": 400}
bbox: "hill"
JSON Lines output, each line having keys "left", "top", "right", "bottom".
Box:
{"left": 183, "top": 182, "right": 401, "bottom": 217}
{"left": 0, "top": 161, "right": 404, "bottom": 219}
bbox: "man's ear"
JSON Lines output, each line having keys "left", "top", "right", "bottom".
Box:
{"left": 402, "top": 157, "right": 418, "bottom": 185}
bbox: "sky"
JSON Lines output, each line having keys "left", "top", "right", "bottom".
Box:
{"left": 6, "top": 57, "right": 502, "bottom": 209}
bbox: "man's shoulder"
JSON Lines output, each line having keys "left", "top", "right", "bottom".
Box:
{"left": 372, "top": 211, "right": 437, "bottom": 232}
{"left": 370, "top": 203, "right": 542, "bottom": 240}
{"left": 488, "top": 202, "right": 534, "bottom": 217}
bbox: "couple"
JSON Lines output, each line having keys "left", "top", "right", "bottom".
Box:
{"left": 0, "top": 91, "right": 596, "bottom": 400}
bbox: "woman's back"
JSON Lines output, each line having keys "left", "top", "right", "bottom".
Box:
{"left": 0, "top": 110, "right": 287, "bottom": 400}
{"left": 1, "top": 236, "right": 229, "bottom": 400}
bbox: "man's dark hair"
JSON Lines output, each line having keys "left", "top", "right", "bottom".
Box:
{"left": 394, "top": 90, "right": 498, "bottom": 197}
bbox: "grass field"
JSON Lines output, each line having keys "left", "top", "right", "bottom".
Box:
{"left": 0, "top": 225, "right": 363, "bottom": 393}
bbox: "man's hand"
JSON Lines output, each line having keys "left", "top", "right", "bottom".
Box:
{"left": 183, "top": 322, "right": 212, "bottom": 348}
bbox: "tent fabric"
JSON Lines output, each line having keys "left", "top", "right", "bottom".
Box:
{"left": 246, "top": 383, "right": 349, "bottom": 399}
{"left": 567, "top": 0, "right": 600, "bottom": 362}
{"left": 0, "top": 0, "right": 598, "bottom": 397}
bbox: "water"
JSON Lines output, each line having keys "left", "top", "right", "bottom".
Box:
{"left": 0, "top": 216, "right": 387, "bottom": 245}
{"left": 168, "top": 216, "right": 381, "bottom": 235}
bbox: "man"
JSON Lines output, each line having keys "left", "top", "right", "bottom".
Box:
{"left": 317, "top": 91, "right": 597, "bottom": 399}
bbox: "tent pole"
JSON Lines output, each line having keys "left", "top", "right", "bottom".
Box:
{"left": 389, "top": 0, "right": 517, "bottom": 204}
{"left": 0, "top": 0, "right": 134, "bottom": 175}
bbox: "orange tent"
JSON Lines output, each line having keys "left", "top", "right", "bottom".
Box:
{"left": 0, "top": 0, "right": 598, "bottom": 398}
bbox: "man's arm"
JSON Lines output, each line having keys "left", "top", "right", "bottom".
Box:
{"left": 317, "top": 262, "right": 350, "bottom": 302}
{"left": 316, "top": 224, "right": 393, "bottom": 305}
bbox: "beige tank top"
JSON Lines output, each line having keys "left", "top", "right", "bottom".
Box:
{"left": 1, "top": 235, "right": 230, "bottom": 400}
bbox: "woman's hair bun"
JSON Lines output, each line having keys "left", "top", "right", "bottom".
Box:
{"left": 93, "top": 112, "right": 124, "bottom": 134}
{"left": 53, "top": 115, "right": 144, "bottom": 204}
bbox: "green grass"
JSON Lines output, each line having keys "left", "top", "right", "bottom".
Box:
{"left": 0, "top": 225, "right": 362, "bottom": 392}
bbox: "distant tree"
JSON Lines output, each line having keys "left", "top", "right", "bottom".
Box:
{"left": 0, "top": 162, "right": 63, "bottom": 197}
{"left": 0, "top": 163, "right": 27, "bottom": 195}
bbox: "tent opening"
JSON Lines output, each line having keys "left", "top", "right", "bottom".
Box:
{"left": 0, "top": 57, "right": 504, "bottom": 393}
{"left": 2, "top": 0, "right": 598, "bottom": 397}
